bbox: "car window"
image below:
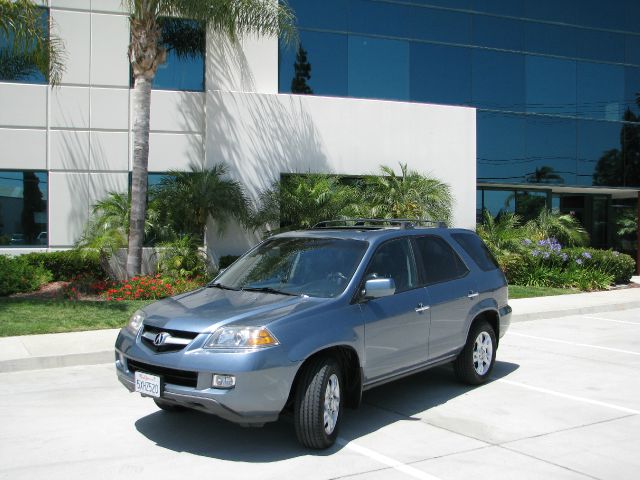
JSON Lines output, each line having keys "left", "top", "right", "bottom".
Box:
{"left": 363, "top": 238, "right": 417, "bottom": 293}
{"left": 451, "top": 232, "right": 500, "bottom": 272}
{"left": 413, "top": 235, "right": 469, "bottom": 285}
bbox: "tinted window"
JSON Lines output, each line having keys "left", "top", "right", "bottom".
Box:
{"left": 473, "top": 16, "right": 524, "bottom": 51}
{"left": 348, "top": 36, "right": 409, "bottom": 101}
{"left": 526, "top": 56, "right": 576, "bottom": 116}
{"left": 364, "top": 239, "right": 417, "bottom": 293}
{"left": 279, "top": 31, "right": 348, "bottom": 96}
{"left": 577, "top": 62, "right": 624, "bottom": 121}
{"left": 578, "top": 119, "right": 624, "bottom": 187}
{"left": 0, "top": 8, "right": 48, "bottom": 84}
{"left": 472, "top": 50, "right": 525, "bottom": 112}
{"left": 0, "top": 171, "right": 48, "bottom": 247}
{"left": 414, "top": 236, "right": 468, "bottom": 285}
{"left": 452, "top": 233, "right": 499, "bottom": 271}
{"left": 410, "top": 42, "right": 471, "bottom": 105}
{"left": 524, "top": 22, "right": 577, "bottom": 59}
{"left": 526, "top": 115, "right": 577, "bottom": 185}
{"left": 477, "top": 111, "right": 526, "bottom": 183}
{"left": 286, "top": 0, "right": 348, "bottom": 30}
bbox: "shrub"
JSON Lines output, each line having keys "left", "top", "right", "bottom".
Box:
{"left": 101, "top": 274, "right": 207, "bottom": 301}
{"left": 22, "top": 249, "right": 106, "bottom": 281}
{"left": 564, "top": 248, "right": 635, "bottom": 285}
{"left": 0, "top": 255, "right": 52, "bottom": 296}
{"left": 156, "top": 235, "right": 209, "bottom": 279}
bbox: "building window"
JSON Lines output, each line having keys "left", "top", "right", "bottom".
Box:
{"left": 0, "top": 8, "right": 48, "bottom": 84}
{"left": 0, "top": 171, "right": 48, "bottom": 247}
{"left": 131, "top": 17, "right": 205, "bottom": 92}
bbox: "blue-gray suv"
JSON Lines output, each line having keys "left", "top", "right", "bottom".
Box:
{"left": 115, "top": 219, "right": 511, "bottom": 449}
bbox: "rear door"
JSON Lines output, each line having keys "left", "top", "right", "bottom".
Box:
{"left": 359, "top": 238, "right": 431, "bottom": 381}
{"left": 412, "top": 235, "right": 477, "bottom": 362}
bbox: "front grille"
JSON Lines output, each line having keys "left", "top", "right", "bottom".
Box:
{"left": 127, "top": 359, "right": 198, "bottom": 388}
{"left": 141, "top": 325, "right": 199, "bottom": 353}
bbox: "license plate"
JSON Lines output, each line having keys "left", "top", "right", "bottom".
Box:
{"left": 134, "top": 371, "right": 161, "bottom": 398}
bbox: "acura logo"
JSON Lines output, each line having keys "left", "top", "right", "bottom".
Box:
{"left": 154, "top": 332, "right": 171, "bottom": 346}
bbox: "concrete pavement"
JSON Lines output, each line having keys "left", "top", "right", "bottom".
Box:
{"left": 0, "top": 285, "right": 639, "bottom": 373}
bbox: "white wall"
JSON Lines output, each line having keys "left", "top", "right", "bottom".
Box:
{"left": 205, "top": 91, "right": 476, "bottom": 257}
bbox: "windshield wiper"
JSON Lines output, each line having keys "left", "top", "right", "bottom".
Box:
{"left": 241, "top": 286, "right": 298, "bottom": 296}
{"left": 207, "top": 282, "right": 240, "bottom": 291}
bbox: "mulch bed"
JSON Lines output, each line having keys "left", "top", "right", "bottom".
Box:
{"left": 8, "top": 282, "right": 103, "bottom": 301}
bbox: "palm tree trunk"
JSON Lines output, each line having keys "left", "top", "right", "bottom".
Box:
{"left": 127, "top": 75, "right": 152, "bottom": 278}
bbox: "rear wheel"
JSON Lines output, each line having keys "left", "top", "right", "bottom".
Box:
{"left": 294, "top": 357, "right": 343, "bottom": 449}
{"left": 454, "top": 320, "right": 496, "bottom": 385}
{"left": 153, "top": 398, "right": 186, "bottom": 412}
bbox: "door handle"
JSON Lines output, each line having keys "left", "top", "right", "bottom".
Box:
{"left": 415, "top": 303, "right": 430, "bottom": 313}
{"left": 468, "top": 291, "right": 479, "bottom": 299}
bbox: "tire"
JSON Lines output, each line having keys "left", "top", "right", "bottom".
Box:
{"left": 294, "top": 357, "right": 343, "bottom": 449}
{"left": 153, "top": 398, "right": 186, "bottom": 412}
{"left": 454, "top": 320, "right": 497, "bottom": 385}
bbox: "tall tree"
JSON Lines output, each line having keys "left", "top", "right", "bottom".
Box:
{"left": 123, "top": 0, "right": 296, "bottom": 278}
{"left": 290, "top": 43, "right": 312, "bottom": 94}
{"left": 0, "top": 0, "right": 65, "bottom": 85}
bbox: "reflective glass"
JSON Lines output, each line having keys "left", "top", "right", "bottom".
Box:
{"left": 409, "top": 6, "right": 472, "bottom": 45}
{"left": 473, "top": 16, "right": 524, "bottom": 51}
{"left": 477, "top": 112, "right": 526, "bottom": 183}
{"left": 626, "top": 1, "right": 640, "bottom": 34}
{"left": 526, "top": 56, "right": 576, "bottom": 116}
{"left": 279, "top": 31, "right": 348, "bottom": 96}
{"left": 626, "top": 35, "right": 640, "bottom": 66}
{"left": 481, "top": 189, "right": 515, "bottom": 217}
{"left": 472, "top": 0, "right": 524, "bottom": 16}
{"left": 624, "top": 67, "right": 640, "bottom": 118}
{"left": 472, "top": 50, "right": 525, "bottom": 112}
{"left": 623, "top": 122, "right": 640, "bottom": 187}
{"left": 576, "top": 29, "right": 625, "bottom": 64}
{"left": 348, "top": 36, "right": 409, "bottom": 101}
{"left": 152, "top": 18, "right": 205, "bottom": 92}
{"left": 526, "top": 116, "right": 577, "bottom": 185}
{"left": 577, "top": 62, "right": 624, "bottom": 121}
{"left": 404, "top": 0, "right": 472, "bottom": 9}
{"left": 572, "top": 0, "right": 627, "bottom": 31}
{"left": 0, "top": 171, "right": 48, "bottom": 247}
{"left": 578, "top": 120, "right": 623, "bottom": 187}
{"left": 524, "top": 22, "right": 577, "bottom": 59}
{"left": 0, "top": 8, "right": 48, "bottom": 84}
{"left": 410, "top": 43, "right": 471, "bottom": 105}
{"left": 524, "top": 0, "right": 574, "bottom": 24}
{"left": 515, "top": 191, "right": 547, "bottom": 222}
{"left": 285, "top": 0, "right": 348, "bottom": 31}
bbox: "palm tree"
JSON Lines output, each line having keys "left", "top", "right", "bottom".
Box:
{"left": 355, "top": 163, "right": 453, "bottom": 224}
{"left": 151, "top": 164, "right": 250, "bottom": 246}
{"left": 124, "top": 0, "right": 296, "bottom": 278}
{"left": 525, "top": 209, "right": 589, "bottom": 247}
{"left": 254, "top": 174, "right": 358, "bottom": 230}
{"left": 0, "top": 0, "right": 65, "bottom": 85}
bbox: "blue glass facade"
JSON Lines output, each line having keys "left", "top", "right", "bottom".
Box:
{"left": 279, "top": 0, "right": 640, "bottom": 190}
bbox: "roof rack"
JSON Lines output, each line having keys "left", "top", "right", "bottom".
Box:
{"left": 312, "top": 219, "right": 448, "bottom": 230}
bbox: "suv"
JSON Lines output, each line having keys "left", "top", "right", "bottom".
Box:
{"left": 115, "top": 219, "right": 511, "bottom": 449}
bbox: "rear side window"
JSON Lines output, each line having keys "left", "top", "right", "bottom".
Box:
{"left": 413, "top": 236, "right": 469, "bottom": 285}
{"left": 451, "top": 233, "right": 499, "bottom": 272}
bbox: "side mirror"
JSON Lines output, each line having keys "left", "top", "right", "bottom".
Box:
{"left": 363, "top": 278, "right": 396, "bottom": 299}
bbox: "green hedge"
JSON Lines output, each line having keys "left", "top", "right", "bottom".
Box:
{"left": 22, "top": 250, "right": 106, "bottom": 281}
{"left": 0, "top": 255, "right": 52, "bottom": 296}
{"left": 564, "top": 248, "right": 636, "bottom": 285}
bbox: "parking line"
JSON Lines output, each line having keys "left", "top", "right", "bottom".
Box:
{"left": 584, "top": 316, "right": 640, "bottom": 326}
{"left": 497, "top": 379, "right": 640, "bottom": 416}
{"left": 509, "top": 332, "right": 640, "bottom": 356}
{"left": 337, "top": 438, "right": 443, "bottom": 480}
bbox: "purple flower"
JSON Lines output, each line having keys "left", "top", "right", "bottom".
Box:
{"left": 582, "top": 252, "right": 592, "bottom": 259}
{"left": 575, "top": 258, "right": 583, "bottom": 265}
{"left": 561, "top": 253, "right": 568, "bottom": 262}
{"left": 531, "top": 250, "right": 540, "bottom": 257}
{"left": 523, "top": 239, "right": 532, "bottom": 246}
{"left": 543, "top": 252, "right": 550, "bottom": 259}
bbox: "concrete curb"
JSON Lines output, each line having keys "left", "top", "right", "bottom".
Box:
{"left": 511, "top": 300, "right": 640, "bottom": 322}
{"left": 0, "top": 351, "right": 113, "bottom": 373}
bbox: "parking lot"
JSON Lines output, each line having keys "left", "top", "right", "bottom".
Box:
{"left": 1, "top": 308, "right": 639, "bottom": 480}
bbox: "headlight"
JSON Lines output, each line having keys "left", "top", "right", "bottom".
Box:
{"left": 127, "top": 310, "right": 145, "bottom": 334}
{"left": 204, "top": 326, "right": 279, "bottom": 349}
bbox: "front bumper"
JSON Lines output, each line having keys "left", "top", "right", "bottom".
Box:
{"left": 115, "top": 329, "right": 299, "bottom": 425}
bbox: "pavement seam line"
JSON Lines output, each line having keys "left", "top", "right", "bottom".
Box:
{"left": 497, "top": 445, "right": 602, "bottom": 480}
{"left": 583, "top": 315, "right": 640, "bottom": 325}
{"left": 336, "top": 438, "right": 444, "bottom": 480}
{"left": 497, "top": 379, "right": 640, "bottom": 415}
{"left": 508, "top": 332, "right": 640, "bottom": 356}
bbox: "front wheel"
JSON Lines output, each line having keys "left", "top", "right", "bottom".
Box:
{"left": 454, "top": 320, "right": 496, "bottom": 385}
{"left": 294, "top": 357, "right": 343, "bottom": 449}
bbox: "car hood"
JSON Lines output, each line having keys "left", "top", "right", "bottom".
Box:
{"left": 141, "top": 287, "right": 324, "bottom": 333}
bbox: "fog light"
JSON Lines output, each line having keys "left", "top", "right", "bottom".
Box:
{"left": 212, "top": 374, "right": 236, "bottom": 389}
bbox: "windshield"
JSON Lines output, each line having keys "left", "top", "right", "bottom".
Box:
{"left": 215, "top": 237, "right": 368, "bottom": 298}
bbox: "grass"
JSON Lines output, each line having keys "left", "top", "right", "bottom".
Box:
{"left": 0, "top": 285, "right": 579, "bottom": 336}
{"left": 0, "top": 298, "right": 155, "bottom": 337}
{"left": 509, "top": 285, "right": 579, "bottom": 299}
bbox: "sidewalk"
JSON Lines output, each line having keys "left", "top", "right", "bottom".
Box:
{"left": 1, "top": 286, "right": 639, "bottom": 373}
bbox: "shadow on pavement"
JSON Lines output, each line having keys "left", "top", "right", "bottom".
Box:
{"left": 134, "top": 360, "right": 519, "bottom": 461}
